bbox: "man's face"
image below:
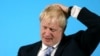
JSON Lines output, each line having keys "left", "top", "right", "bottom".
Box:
{"left": 40, "top": 18, "right": 63, "bottom": 46}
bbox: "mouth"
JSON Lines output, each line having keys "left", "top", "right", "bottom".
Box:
{"left": 44, "top": 38, "right": 52, "bottom": 42}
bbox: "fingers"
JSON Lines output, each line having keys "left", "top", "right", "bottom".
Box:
{"left": 55, "top": 4, "right": 69, "bottom": 13}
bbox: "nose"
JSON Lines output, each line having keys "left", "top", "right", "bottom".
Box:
{"left": 45, "top": 29, "right": 51, "bottom": 37}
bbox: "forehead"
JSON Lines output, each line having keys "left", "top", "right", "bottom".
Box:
{"left": 41, "top": 17, "right": 60, "bottom": 27}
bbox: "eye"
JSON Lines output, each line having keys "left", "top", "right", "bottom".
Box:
{"left": 43, "top": 26, "right": 47, "bottom": 29}
{"left": 50, "top": 28, "right": 56, "bottom": 32}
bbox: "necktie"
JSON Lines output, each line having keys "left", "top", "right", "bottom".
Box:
{"left": 45, "top": 47, "right": 54, "bottom": 56}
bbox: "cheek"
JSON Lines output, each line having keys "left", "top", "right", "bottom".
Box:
{"left": 41, "top": 29, "right": 48, "bottom": 38}
{"left": 40, "top": 28, "right": 44, "bottom": 37}
{"left": 53, "top": 32, "right": 62, "bottom": 41}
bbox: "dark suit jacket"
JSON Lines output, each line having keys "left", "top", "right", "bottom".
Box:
{"left": 18, "top": 7, "right": 100, "bottom": 56}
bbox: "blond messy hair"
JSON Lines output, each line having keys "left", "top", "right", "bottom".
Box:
{"left": 40, "top": 4, "right": 69, "bottom": 30}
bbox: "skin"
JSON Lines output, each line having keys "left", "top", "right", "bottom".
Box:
{"left": 40, "top": 17, "right": 63, "bottom": 46}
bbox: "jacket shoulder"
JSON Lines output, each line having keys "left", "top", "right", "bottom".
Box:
{"left": 18, "top": 41, "right": 41, "bottom": 56}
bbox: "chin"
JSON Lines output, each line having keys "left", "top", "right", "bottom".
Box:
{"left": 44, "top": 42, "right": 52, "bottom": 46}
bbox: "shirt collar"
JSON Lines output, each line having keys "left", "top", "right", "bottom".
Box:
{"left": 41, "top": 42, "right": 60, "bottom": 51}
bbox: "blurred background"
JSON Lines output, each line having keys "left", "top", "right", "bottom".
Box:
{"left": 0, "top": 0, "right": 100, "bottom": 56}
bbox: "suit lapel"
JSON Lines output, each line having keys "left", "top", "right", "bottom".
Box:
{"left": 54, "top": 35, "right": 70, "bottom": 56}
{"left": 29, "top": 41, "right": 42, "bottom": 56}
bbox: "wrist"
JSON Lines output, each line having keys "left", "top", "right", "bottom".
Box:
{"left": 71, "top": 5, "right": 81, "bottom": 18}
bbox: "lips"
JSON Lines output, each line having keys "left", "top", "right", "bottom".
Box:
{"left": 44, "top": 37, "right": 52, "bottom": 42}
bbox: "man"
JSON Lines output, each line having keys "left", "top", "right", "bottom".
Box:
{"left": 18, "top": 4, "right": 100, "bottom": 56}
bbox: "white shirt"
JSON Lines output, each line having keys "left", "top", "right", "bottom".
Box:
{"left": 37, "top": 42, "right": 59, "bottom": 56}
{"left": 71, "top": 5, "right": 81, "bottom": 18}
